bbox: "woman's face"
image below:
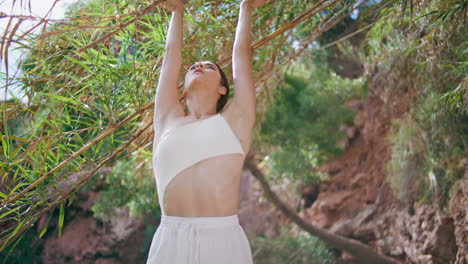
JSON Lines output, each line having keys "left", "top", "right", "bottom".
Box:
{"left": 183, "top": 61, "right": 223, "bottom": 94}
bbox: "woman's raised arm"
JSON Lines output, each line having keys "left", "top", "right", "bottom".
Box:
{"left": 154, "top": 0, "right": 186, "bottom": 126}
{"left": 230, "top": 0, "right": 267, "bottom": 126}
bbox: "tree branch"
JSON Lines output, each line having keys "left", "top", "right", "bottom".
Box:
{"left": 243, "top": 151, "right": 401, "bottom": 264}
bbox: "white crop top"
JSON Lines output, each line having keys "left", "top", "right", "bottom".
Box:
{"left": 153, "top": 113, "right": 245, "bottom": 215}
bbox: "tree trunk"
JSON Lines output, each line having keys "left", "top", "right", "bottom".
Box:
{"left": 244, "top": 152, "right": 401, "bottom": 264}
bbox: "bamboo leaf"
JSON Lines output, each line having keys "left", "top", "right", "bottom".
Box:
{"left": 0, "top": 207, "right": 18, "bottom": 219}
{"left": 39, "top": 226, "right": 48, "bottom": 238}
{"left": 58, "top": 201, "right": 65, "bottom": 239}
{"left": 64, "top": 55, "right": 95, "bottom": 73}
{"left": 68, "top": 192, "right": 75, "bottom": 206}
{"left": 0, "top": 131, "right": 10, "bottom": 160}
{"left": 36, "top": 92, "right": 86, "bottom": 108}
{"left": 9, "top": 182, "right": 30, "bottom": 195}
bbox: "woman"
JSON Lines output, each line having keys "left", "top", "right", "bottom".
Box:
{"left": 147, "top": 0, "right": 266, "bottom": 263}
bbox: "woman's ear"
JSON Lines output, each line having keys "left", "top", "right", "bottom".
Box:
{"left": 218, "top": 85, "right": 227, "bottom": 95}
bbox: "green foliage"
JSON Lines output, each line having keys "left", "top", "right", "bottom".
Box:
{"left": 0, "top": 228, "right": 42, "bottom": 264}
{"left": 141, "top": 223, "right": 159, "bottom": 261}
{"left": 248, "top": 226, "right": 334, "bottom": 264}
{"left": 367, "top": 0, "right": 467, "bottom": 207}
{"left": 90, "top": 148, "right": 159, "bottom": 221}
{"left": 385, "top": 115, "right": 426, "bottom": 203}
{"left": 422, "top": 0, "right": 466, "bottom": 23}
{"left": 324, "top": 72, "right": 367, "bottom": 100}
{"left": 257, "top": 55, "right": 363, "bottom": 184}
{"left": 386, "top": 89, "right": 466, "bottom": 206}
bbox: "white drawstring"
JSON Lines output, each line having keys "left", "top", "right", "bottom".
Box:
{"left": 194, "top": 226, "right": 200, "bottom": 264}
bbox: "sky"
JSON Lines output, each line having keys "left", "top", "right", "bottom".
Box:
{"left": 0, "top": 0, "right": 77, "bottom": 102}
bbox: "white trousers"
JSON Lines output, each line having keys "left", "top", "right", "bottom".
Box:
{"left": 146, "top": 214, "right": 254, "bottom": 264}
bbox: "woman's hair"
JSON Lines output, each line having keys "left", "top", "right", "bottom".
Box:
{"left": 214, "top": 62, "right": 229, "bottom": 113}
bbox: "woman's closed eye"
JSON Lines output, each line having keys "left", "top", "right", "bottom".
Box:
{"left": 190, "top": 64, "right": 215, "bottom": 71}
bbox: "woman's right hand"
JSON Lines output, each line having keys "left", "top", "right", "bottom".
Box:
{"left": 160, "top": 0, "right": 186, "bottom": 12}
{"left": 241, "top": 0, "right": 267, "bottom": 9}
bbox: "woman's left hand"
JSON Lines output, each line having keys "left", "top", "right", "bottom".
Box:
{"left": 241, "top": 0, "right": 268, "bottom": 9}
{"left": 160, "top": 0, "right": 186, "bottom": 12}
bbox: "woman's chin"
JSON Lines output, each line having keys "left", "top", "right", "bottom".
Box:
{"left": 187, "top": 78, "right": 205, "bottom": 87}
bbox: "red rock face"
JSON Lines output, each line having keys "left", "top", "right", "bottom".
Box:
{"left": 38, "top": 191, "right": 148, "bottom": 264}
{"left": 301, "top": 92, "right": 459, "bottom": 263}
{"left": 449, "top": 176, "right": 468, "bottom": 264}
{"left": 305, "top": 95, "right": 399, "bottom": 229}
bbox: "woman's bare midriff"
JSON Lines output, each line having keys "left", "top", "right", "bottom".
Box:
{"left": 162, "top": 153, "right": 245, "bottom": 217}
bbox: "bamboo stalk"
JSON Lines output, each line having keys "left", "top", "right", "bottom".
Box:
{"left": 0, "top": 103, "right": 153, "bottom": 207}
{"left": 76, "top": 0, "right": 164, "bottom": 53}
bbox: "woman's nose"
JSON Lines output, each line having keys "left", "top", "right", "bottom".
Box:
{"left": 194, "top": 63, "right": 203, "bottom": 69}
